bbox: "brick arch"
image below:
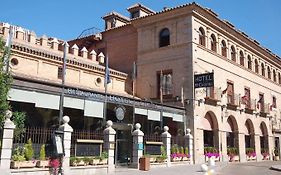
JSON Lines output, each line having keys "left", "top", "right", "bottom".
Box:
{"left": 260, "top": 122, "right": 268, "bottom": 136}
{"left": 226, "top": 115, "right": 239, "bottom": 132}
{"left": 245, "top": 119, "right": 255, "bottom": 135}
{"left": 202, "top": 111, "right": 219, "bottom": 131}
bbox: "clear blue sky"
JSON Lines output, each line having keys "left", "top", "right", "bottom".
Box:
{"left": 1, "top": 0, "right": 281, "bottom": 56}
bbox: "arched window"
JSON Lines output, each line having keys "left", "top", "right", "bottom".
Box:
{"left": 239, "top": 51, "right": 244, "bottom": 66}
{"left": 221, "top": 40, "right": 227, "bottom": 57}
{"left": 247, "top": 55, "right": 252, "bottom": 70}
{"left": 210, "top": 34, "right": 217, "bottom": 52}
{"left": 261, "top": 63, "right": 265, "bottom": 76}
{"left": 159, "top": 28, "right": 170, "bottom": 47}
{"left": 273, "top": 69, "right": 276, "bottom": 82}
{"left": 255, "top": 59, "right": 259, "bottom": 73}
{"left": 199, "top": 27, "right": 206, "bottom": 46}
{"left": 230, "top": 46, "right": 236, "bottom": 61}
{"left": 267, "top": 66, "right": 271, "bottom": 79}
{"left": 279, "top": 73, "right": 281, "bottom": 84}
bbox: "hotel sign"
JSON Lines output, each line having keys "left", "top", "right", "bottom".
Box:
{"left": 194, "top": 73, "right": 214, "bottom": 88}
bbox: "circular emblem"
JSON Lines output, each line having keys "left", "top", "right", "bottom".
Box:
{"left": 115, "top": 106, "right": 125, "bottom": 121}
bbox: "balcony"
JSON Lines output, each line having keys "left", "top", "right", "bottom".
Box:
{"left": 243, "top": 98, "right": 256, "bottom": 114}
{"left": 205, "top": 87, "right": 222, "bottom": 106}
{"left": 227, "top": 93, "right": 239, "bottom": 110}
{"left": 259, "top": 103, "right": 270, "bottom": 117}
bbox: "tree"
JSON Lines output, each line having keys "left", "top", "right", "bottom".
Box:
{"left": 0, "top": 37, "right": 12, "bottom": 127}
{"left": 0, "top": 36, "right": 25, "bottom": 135}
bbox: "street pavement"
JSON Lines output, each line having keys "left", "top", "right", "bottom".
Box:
{"left": 218, "top": 161, "right": 281, "bottom": 175}
{"left": 112, "top": 161, "right": 281, "bottom": 175}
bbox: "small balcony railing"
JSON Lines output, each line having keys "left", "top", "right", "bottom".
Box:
{"left": 205, "top": 87, "right": 222, "bottom": 101}
{"left": 227, "top": 93, "right": 239, "bottom": 106}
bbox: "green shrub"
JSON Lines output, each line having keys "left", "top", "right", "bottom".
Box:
{"left": 185, "top": 147, "right": 189, "bottom": 155}
{"left": 70, "top": 157, "right": 76, "bottom": 164}
{"left": 179, "top": 146, "right": 184, "bottom": 154}
{"left": 101, "top": 151, "right": 108, "bottom": 160}
{"left": 171, "top": 144, "right": 179, "bottom": 154}
{"left": 39, "top": 144, "right": 46, "bottom": 160}
{"left": 24, "top": 138, "right": 34, "bottom": 161}
{"left": 12, "top": 146, "right": 26, "bottom": 161}
{"left": 83, "top": 157, "right": 91, "bottom": 164}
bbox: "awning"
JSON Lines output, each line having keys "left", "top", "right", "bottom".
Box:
{"left": 134, "top": 108, "right": 148, "bottom": 116}
{"left": 148, "top": 110, "right": 161, "bottom": 121}
{"left": 135, "top": 108, "right": 184, "bottom": 122}
{"left": 163, "top": 112, "right": 184, "bottom": 122}
{"left": 84, "top": 100, "right": 104, "bottom": 118}
{"left": 8, "top": 88, "right": 35, "bottom": 103}
{"left": 8, "top": 88, "right": 60, "bottom": 110}
{"left": 64, "top": 97, "right": 84, "bottom": 110}
{"left": 35, "top": 93, "right": 60, "bottom": 110}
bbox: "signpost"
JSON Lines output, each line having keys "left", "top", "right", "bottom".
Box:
{"left": 194, "top": 72, "right": 214, "bottom": 88}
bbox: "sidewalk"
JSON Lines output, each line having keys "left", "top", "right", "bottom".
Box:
{"left": 271, "top": 164, "right": 281, "bottom": 171}
{"left": 113, "top": 162, "right": 228, "bottom": 175}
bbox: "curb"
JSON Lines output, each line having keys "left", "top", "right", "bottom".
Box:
{"left": 270, "top": 166, "right": 281, "bottom": 172}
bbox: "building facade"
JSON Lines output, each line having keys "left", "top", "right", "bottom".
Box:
{"left": 0, "top": 21, "right": 185, "bottom": 165}
{"left": 1, "top": 2, "right": 281, "bottom": 165}
{"left": 71, "top": 2, "right": 281, "bottom": 164}
{"left": 133, "top": 3, "right": 281, "bottom": 163}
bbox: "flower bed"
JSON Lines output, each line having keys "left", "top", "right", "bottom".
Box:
{"left": 204, "top": 147, "right": 220, "bottom": 162}
{"left": 170, "top": 145, "right": 190, "bottom": 162}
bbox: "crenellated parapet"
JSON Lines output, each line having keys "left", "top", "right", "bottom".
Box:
{"left": 0, "top": 22, "right": 127, "bottom": 79}
{"left": 0, "top": 22, "right": 107, "bottom": 65}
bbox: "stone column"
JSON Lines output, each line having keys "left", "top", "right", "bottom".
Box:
{"left": 254, "top": 134, "right": 262, "bottom": 161}
{"left": 220, "top": 131, "right": 228, "bottom": 162}
{"left": 194, "top": 129, "right": 205, "bottom": 164}
{"left": 161, "top": 126, "right": 171, "bottom": 167}
{"left": 238, "top": 133, "right": 246, "bottom": 162}
{"left": 58, "top": 116, "right": 73, "bottom": 174}
{"left": 132, "top": 123, "right": 144, "bottom": 169}
{"left": 184, "top": 128, "right": 193, "bottom": 164}
{"left": 103, "top": 120, "right": 116, "bottom": 174}
{"left": 0, "top": 110, "right": 15, "bottom": 173}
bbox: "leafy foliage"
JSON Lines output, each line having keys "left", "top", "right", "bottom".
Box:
{"left": 0, "top": 37, "right": 12, "bottom": 127}
{"left": 12, "top": 111, "right": 26, "bottom": 140}
{"left": 12, "top": 146, "right": 26, "bottom": 161}
{"left": 40, "top": 144, "right": 46, "bottom": 161}
{"left": 24, "top": 138, "right": 34, "bottom": 161}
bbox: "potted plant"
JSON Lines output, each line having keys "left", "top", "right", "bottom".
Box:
{"left": 90, "top": 156, "right": 100, "bottom": 165}
{"left": 274, "top": 148, "right": 279, "bottom": 161}
{"left": 261, "top": 148, "right": 270, "bottom": 160}
{"left": 183, "top": 147, "right": 190, "bottom": 161}
{"left": 11, "top": 139, "right": 36, "bottom": 168}
{"left": 246, "top": 148, "right": 256, "bottom": 161}
{"left": 11, "top": 146, "right": 26, "bottom": 169}
{"left": 83, "top": 157, "right": 91, "bottom": 166}
{"left": 171, "top": 144, "right": 180, "bottom": 162}
{"left": 36, "top": 144, "right": 49, "bottom": 168}
{"left": 70, "top": 157, "right": 77, "bottom": 166}
{"left": 99, "top": 151, "right": 108, "bottom": 164}
{"left": 156, "top": 146, "right": 167, "bottom": 163}
{"left": 204, "top": 147, "right": 220, "bottom": 162}
{"left": 75, "top": 157, "right": 85, "bottom": 166}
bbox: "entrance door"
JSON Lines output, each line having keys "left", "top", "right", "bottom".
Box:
{"left": 114, "top": 123, "right": 132, "bottom": 167}
{"left": 275, "top": 137, "right": 280, "bottom": 156}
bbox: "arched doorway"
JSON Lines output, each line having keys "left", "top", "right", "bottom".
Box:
{"left": 226, "top": 116, "right": 239, "bottom": 148}
{"left": 260, "top": 122, "right": 269, "bottom": 159}
{"left": 202, "top": 112, "right": 219, "bottom": 149}
{"left": 245, "top": 119, "right": 255, "bottom": 149}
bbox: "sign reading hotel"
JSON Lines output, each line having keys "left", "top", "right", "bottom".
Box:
{"left": 194, "top": 72, "right": 214, "bottom": 88}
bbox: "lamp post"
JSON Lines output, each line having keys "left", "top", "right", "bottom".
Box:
{"left": 58, "top": 42, "right": 69, "bottom": 126}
